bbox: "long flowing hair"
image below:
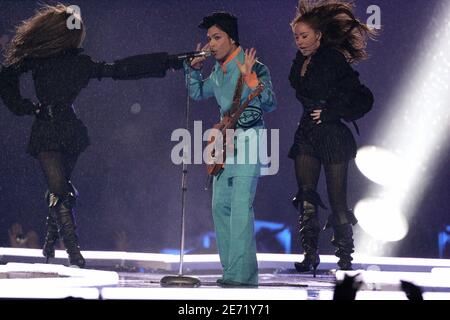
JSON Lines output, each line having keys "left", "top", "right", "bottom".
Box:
{"left": 4, "top": 3, "right": 85, "bottom": 66}
{"left": 291, "top": 0, "right": 377, "bottom": 63}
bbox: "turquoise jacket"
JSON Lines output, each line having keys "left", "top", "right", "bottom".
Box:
{"left": 184, "top": 48, "right": 277, "bottom": 177}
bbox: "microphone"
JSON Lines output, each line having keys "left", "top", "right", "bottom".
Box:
{"left": 170, "top": 51, "right": 211, "bottom": 60}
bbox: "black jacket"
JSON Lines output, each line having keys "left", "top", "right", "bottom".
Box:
{"left": 289, "top": 45, "right": 374, "bottom": 124}
{"left": 0, "top": 48, "right": 180, "bottom": 116}
{"left": 0, "top": 48, "right": 181, "bottom": 157}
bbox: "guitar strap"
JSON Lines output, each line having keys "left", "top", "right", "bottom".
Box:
{"left": 224, "top": 74, "right": 244, "bottom": 121}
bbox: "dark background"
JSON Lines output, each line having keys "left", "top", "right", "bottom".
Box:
{"left": 0, "top": 0, "right": 448, "bottom": 257}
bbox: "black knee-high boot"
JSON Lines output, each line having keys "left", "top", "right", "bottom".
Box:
{"left": 295, "top": 201, "right": 321, "bottom": 276}
{"left": 292, "top": 190, "right": 326, "bottom": 277}
{"left": 49, "top": 192, "right": 85, "bottom": 268}
{"left": 42, "top": 191, "right": 59, "bottom": 263}
{"left": 327, "top": 210, "right": 358, "bottom": 270}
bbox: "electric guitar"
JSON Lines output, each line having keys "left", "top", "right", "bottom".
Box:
{"left": 206, "top": 83, "right": 265, "bottom": 176}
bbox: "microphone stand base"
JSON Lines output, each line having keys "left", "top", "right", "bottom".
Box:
{"left": 160, "top": 275, "right": 201, "bottom": 288}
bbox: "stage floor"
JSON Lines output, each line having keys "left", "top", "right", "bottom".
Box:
{"left": 0, "top": 247, "right": 449, "bottom": 300}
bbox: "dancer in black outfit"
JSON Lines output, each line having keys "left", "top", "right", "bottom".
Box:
{"left": 288, "top": 0, "right": 376, "bottom": 274}
{"left": 0, "top": 4, "right": 181, "bottom": 267}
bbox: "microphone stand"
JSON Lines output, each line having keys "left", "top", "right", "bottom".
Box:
{"left": 160, "top": 63, "right": 201, "bottom": 288}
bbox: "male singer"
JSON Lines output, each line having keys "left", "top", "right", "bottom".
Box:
{"left": 184, "top": 11, "right": 276, "bottom": 287}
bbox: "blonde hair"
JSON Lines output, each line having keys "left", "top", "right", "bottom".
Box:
{"left": 291, "top": 0, "right": 377, "bottom": 63}
{"left": 4, "top": 3, "right": 85, "bottom": 66}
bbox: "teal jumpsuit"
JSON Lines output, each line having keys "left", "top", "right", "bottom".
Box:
{"left": 185, "top": 47, "right": 276, "bottom": 285}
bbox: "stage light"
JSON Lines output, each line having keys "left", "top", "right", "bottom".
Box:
{"left": 355, "top": 146, "right": 407, "bottom": 187}
{"left": 355, "top": 1, "right": 450, "bottom": 255}
{"left": 354, "top": 197, "right": 408, "bottom": 242}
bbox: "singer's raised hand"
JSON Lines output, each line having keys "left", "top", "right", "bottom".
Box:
{"left": 311, "top": 109, "right": 323, "bottom": 124}
{"left": 236, "top": 48, "right": 256, "bottom": 76}
{"left": 190, "top": 43, "right": 210, "bottom": 70}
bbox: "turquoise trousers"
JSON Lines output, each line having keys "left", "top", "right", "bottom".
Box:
{"left": 212, "top": 168, "right": 259, "bottom": 285}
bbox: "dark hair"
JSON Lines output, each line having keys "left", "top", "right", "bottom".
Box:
{"left": 199, "top": 11, "right": 240, "bottom": 46}
{"left": 291, "top": 0, "right": 377, "bottom": 63}
{"left": 4, "top": 3, "right": 85, "bottom": 66}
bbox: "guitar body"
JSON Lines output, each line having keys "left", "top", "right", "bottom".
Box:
{"left": 205, "top": 83, "right": 265, "bottom": 176}
{"left": 206, "top": 116, "right": 232, "bottom": 176}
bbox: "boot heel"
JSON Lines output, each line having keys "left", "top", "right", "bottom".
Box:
{"left": 312, "top": 262, "right": 319, "bottom": 278}
{"left": 295, "top": 255, "right": 320, "bottom": 276}
{"left": 43, "top": 246, "right": 55, "bottom": 264}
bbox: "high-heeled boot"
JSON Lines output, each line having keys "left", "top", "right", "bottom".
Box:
{"left": 42, "top": 191, "right": 60, "bottom": 263}
{"left": 329, "top": 210, "right": 358, "bottom": 270}
{"left": 294, "top": 200, "right": 321, "bottom": 277}
{"left": 42, "top": 210, "right": 59, "bottom": 263}
{"left": 52, "top": 192, "right": 85, "bottom": 268}
{"left": 332, "top": 224, "right": 354, "bottom": 270}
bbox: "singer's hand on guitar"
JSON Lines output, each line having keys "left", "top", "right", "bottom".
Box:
{"left": 236, "top": 48, "right": 256, "bottom": 76}
{"left": 190, "top": 43, "right": 210, "bottom": 70}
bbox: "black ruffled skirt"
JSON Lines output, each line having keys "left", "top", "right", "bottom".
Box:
{"left": 288, "top": 119, "right": 357, "bottom": 164}
{"left": 27, "top": 117, "right": 90, "bottom": 158}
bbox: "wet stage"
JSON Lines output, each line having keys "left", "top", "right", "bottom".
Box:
{"left": 0, "top": 247, "right": 449, "bottom": 300}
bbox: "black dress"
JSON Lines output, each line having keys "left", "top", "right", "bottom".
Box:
{"left": 288, "top": 45, "right": 374, "bottom": 164}
{"left": 0, "top": 48, "right": 178, "bottom": 158}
